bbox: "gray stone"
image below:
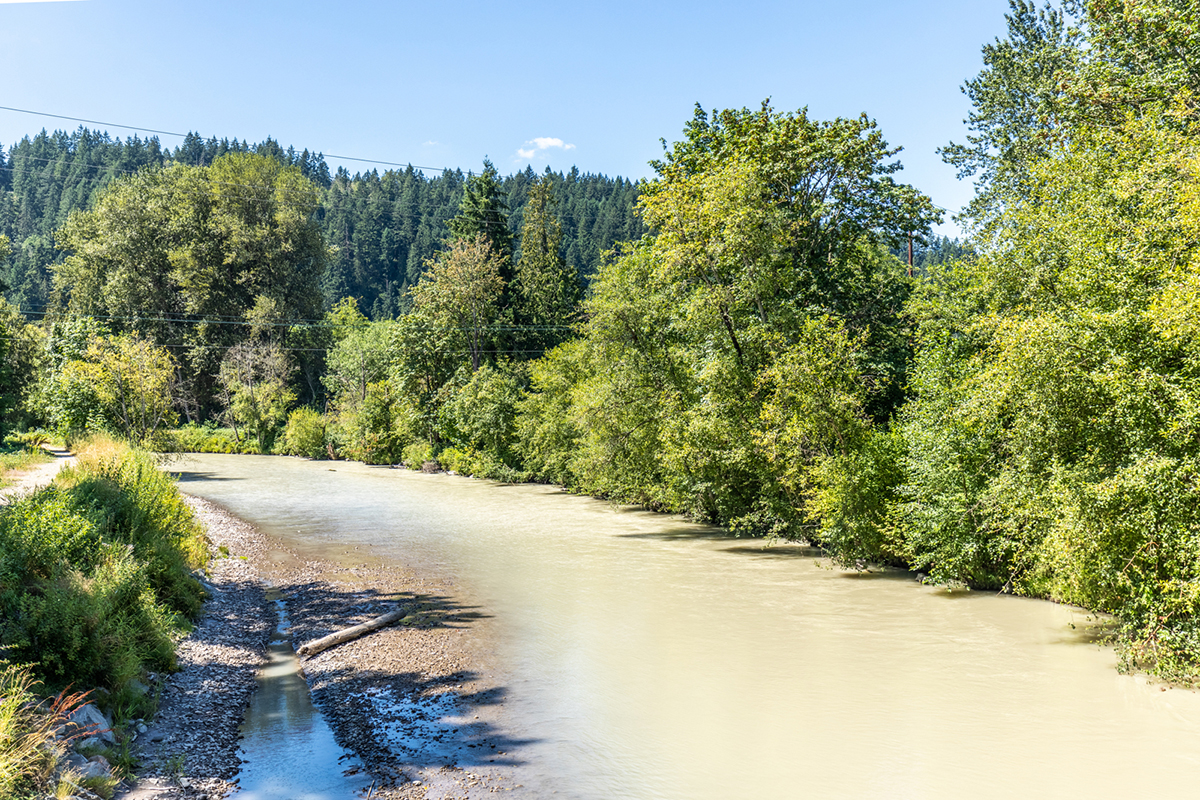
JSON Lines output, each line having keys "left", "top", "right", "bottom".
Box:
{"left": 68, "top": 703, "right": 114, "bottom": 744}
{"left": 126, "top": 678, "right": 150, "bottom": 697}
{"left": 77, "top": 756, "right": 111, "bottom": 780}
{"left": 136, "top": 722, "right": 149, "bottom": 734}
{"left": 75, "top": 736, "right": 104, "bottom": 751}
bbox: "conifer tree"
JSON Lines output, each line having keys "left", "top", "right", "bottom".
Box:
{"left": 515, "top": 175, "right": 580, "bottom": 355}
{"left": 447, "top": 159, "right": 514, "bottom": 263}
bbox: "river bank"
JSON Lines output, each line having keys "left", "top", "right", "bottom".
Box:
{"left": 119, "top": 491, "right": 522, "bottom": 800}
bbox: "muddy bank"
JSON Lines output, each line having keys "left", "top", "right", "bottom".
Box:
{"left": 120, "top": 494, "right": 522, "bottom": 800}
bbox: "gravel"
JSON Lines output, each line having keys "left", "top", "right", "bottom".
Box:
{"left": 118, "top": 493, "right": 525, "bottom": 800}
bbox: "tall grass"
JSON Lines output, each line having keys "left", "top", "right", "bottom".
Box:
{"left": 0, "top": 662, "right": 94, "bottom": 800}
{"left": 0, "top": 435, "right": 208, "bottom": 693}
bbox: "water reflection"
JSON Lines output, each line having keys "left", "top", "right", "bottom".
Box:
{"left": 232, "top": 589, "right": 371, "bottom": 800}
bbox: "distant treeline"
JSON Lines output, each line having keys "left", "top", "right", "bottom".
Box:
{"left": 0, "top": 128, "right": 646, "bottom": 316}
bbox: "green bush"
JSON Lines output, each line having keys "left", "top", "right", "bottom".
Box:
{"left": 0, "top": 437, "right": 206, "bottom": 692}
{"left": 277, "top": 407, "right": 329, "bottom": 459}
{"left": 167, "top": 423, "right": 261, "bottom": 454}
{"left": 434, "top": 445, "right": 529, "bottom": 483}
{"left": 402, "top": 440, "right": 436, "bottom": 470}
{"left": 435, "top": 446, "right": 466, "bottom": 474}
{"left": 338, "top": 381, "right": 404, "bottom": 465}
{"left": 437, "top": 365, "right": 525, "bottom": 467}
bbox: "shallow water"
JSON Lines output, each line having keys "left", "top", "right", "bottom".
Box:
{"left": 231, "top": 589, "right": 372, "bottom": 799}
{"left": 179, "top": 454, "right": 1200, "bottom": 799}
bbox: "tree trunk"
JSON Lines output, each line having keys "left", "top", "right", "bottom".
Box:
{"left": 295, "top": 607, "right": 407, "bottom": 657}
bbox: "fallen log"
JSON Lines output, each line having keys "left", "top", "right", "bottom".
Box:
{"left": 296, "top": 606, "right": 407, "bottom": 657}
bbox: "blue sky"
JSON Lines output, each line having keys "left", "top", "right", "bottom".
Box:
{"left": 0, "top": 0, "right": 1014, "bottom": 236}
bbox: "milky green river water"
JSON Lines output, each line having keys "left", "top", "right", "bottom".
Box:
{"left": 177, "top": 454, "right": 1200, "bottom": 799}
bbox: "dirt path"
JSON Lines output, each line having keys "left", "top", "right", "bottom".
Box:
{"left": 0, "top": 445, "right": 74, "bottom": 503}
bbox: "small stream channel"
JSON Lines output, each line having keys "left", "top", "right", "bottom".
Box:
{"left": 230, "top": 587, "right": 371, "bottom": 800}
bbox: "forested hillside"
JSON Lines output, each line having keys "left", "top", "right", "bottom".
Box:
{"left": 0, "top": 129, "right": 644, "bottom": 316}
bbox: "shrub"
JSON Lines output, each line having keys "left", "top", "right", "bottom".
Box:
{"left": 338, "top": 381, "right": 404, "bottom": 465}
{"left": 0, "top": 436, "right": 206, "bottom": 692}
{"left": 167, "top": 424, "right": 260, "bottom": 454}
{"left": 402, "top": 440, "right": 436, "bottom": 470}
{"left": 278, "top": 407, "right": 329, "bottom": 459}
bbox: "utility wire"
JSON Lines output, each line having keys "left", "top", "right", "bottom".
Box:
{"left": 0, "top": 104, "right": 455, "bottom": 173}
{"left": 16, "top": 306, "right": 578, "bottom": 331}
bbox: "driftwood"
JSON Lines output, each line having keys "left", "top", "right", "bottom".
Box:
{"left": 296, "top": 606, "right": 406, "bottom": 657}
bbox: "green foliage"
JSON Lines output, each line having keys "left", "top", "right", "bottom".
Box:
{"left": 0, "top": 438, "right": 206, "bottom": 691}
{"left": 336, "top": 381, "right": 404, "bottom": 465}
{"left": 169, "top": 424, "right": 261, "bottom": 455}
{"left": 514, "top": 339, "right": 587, "bottom": 486}
{"left": 0, "top": 299, "right": 40, "bottom": 437}
{"left": 217, "top": 337, "right": 295, "bottom": 453}
{"left": 939, "top": 0, "right": 1082, "bottom": 222}
{"left": 402, "top": 440, "right": 436, "bottom": 470}
{"left": 409, "top": 234, "right": 506, "bottom": 372}
{"left": 278, "top": 407, "right": 329, "bottom": 459}
{"left": 898, "top": 109, "right": 1200, "bottom": 676}
{"left": 53, "top": 152, "right": 327, "bottom": 417}
{"left": 514, "top": 175, "right": 579, "bottom": 356}
{"left": 447, "top": 159, "right": 514, "bottom": 262}
{"left": 63, "top": 333, "right": 178, "bottom": 447}
{"left": 438, "top": 364, "right": 525, "bottom": 467}
{"left": 1071, "top": 0, "right": 1200, "bottom": 123}
{"left": 28, "top": 317, "right": 111, "bottom": 438}
{"left": 324, "top": 318, "right": 394, "bottom": 407}
{"left": 514, "top": 103, "right": 935, "bottom": 534}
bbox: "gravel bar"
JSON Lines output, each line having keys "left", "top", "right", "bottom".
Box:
{"left": 118, "top": 492, "right": 525, "bottom": 800}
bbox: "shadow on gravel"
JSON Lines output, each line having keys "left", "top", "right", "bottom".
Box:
{"left": 281, "top": 582, "right": 536, "bottom": 786}
{"left": 285, "top": 581, "right": 489, "bottom": 634}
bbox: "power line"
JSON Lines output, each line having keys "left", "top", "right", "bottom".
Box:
{"left": 0, "top": 163, "right": 516, "bottom": 231}
{"left": 16, "top": 306, "right": 577, "bottom": 331}
{"left": 0, "top": 104, "right": 456, "bottom": 174}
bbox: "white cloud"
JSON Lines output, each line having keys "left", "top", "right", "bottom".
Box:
{"left": 515, "top": 136, "right": 576, "bottom": 160}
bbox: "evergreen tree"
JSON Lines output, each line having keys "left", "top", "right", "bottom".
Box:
{"left": 515, "top": 174, "right": 579, "bottom": 356}
{"left": 447, "top": 159, "right": 513, "bottom": 262}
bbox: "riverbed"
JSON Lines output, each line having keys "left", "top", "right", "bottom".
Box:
{"left": 176, "top": 454, "right": 1200, "bottom": 799}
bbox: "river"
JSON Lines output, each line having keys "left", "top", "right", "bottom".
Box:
{"left": 176, "top": 454, "right": 1200, "bottom": 799}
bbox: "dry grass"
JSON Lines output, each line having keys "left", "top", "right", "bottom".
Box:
{"left": 0, "top": 662, "right": 95, "bottom": 799}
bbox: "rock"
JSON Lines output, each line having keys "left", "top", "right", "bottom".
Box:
{"left": 77, "top": 757, "right": 111, "bottom": 780}
{"left": 137, "top": 722, "right": 149, "bottom": 734}
{"left": 68, "top": 703, "right": 114, "bottom": 744}
{"left": 75, "top": 736, "right": 104, "bottom": 751}
{"left": 126, "top": 678, "right": 150, "bottom": 697}
{"left": 64, "top": 752, "right": 89, "bottom": 771}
